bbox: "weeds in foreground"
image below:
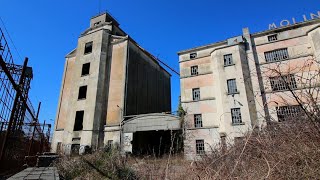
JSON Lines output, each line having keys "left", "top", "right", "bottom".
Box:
{"left": 56, "top": 121, "right": 320, "bottom": 179}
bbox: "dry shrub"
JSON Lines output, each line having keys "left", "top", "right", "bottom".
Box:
{"left": 55, "top": 149, "right": 136, "bottom": 180}
{"left": 55, "top": 120, "right": 320, "bottom": 179}
{"left": 129, "top": 154, "right": 190, "bottom": 179}
{"left": 189, "top": 120, "right": 320, "bottom": 179}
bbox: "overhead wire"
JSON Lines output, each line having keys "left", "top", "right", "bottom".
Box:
{"left": 0, "top": 16, "right": 23, "bottom": 63}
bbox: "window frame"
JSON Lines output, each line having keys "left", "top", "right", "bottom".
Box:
{"left": 267, "top": 34, "right": 278, "bottom": 42}
{"left": 227, "top": 79, "right": 238, "bottom": 94}
{"left": 276, "top": 105, "right": 302, "bottom": 122}
{"left": 196, "top": 139, "right": 205, "bottom": 155}
{"left": 231, "top": 108, "right": 242, "bottom": 124}
{"left": 192, "top": 88, "right": 201, "bottom": 101}
{"left": 224, "top": 54, "right": 234, "bottom": 67}
{"left": 194, "top": 114, "right": 203, "bottom": 128}
{"left": 269, "top": 74, "right": 297, "bottom": 92}
{"left": 264, "top": 48, "right": 289, "bottom": 62}
{"left": 191, "top": 65, "right": 199, "bottom": 76}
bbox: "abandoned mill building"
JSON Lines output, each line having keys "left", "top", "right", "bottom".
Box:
{"left": 179, "top": 15, "right": 320, "bottom": 159}
{"left": 51, "top": 13, "right": 181, "bottom": 155}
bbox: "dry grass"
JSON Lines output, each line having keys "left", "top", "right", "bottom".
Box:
{"left": 55, "top": 120, "right": 320, "bottom": 179}
{"left": 55, "top": 150, "right": 136, "bottom": 180}
{"left": 184, "top": 120, "right": 320, "bottom": 179}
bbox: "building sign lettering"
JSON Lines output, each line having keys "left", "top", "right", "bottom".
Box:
{"left": 269, "top": 11, "right": 320, "bottom": 30}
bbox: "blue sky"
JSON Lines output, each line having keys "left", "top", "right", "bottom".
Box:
{"left": 0, "top": 0, "right": 319, "bottom": 125}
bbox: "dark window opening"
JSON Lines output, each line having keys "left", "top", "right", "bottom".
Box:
{"left": 231, "top": 108, "right": 242, "bottom": 124}
{"left": 196, "top": 140, "right": 205, "bottom": 155}
{"left": 190, "top": 52, "right": 197, "bottom": 59}
{"left": 74, "top": 111, "right": 84, "bottom": 131}
{"left": 276, "top": 105, "right": 302, "bottom": 122}
{"left": 192, "top": 88, "right": 200, "bottom": 101}
{"left": 191, "top": 65, "right": 198, "bottom": 76}
{"left": 84, "top": 42, "right": 93, "bottom": 54}
{"left": 94, "top": 21, "right": 101, "bottom": 26}
{"left": 270, "top": 74, "right": 297, "bottom": 91}
{"left": 78, "top": 86, "right": 87, "bottom": 100}
{"left": 224, "top": 54, "right": 233, "bottom": 66}
{"left": 194, "top": 114, "right": 203, "bottom": 128}
{"left": 268, "top": 34, "right": 278, "bottom": 42}
{"left": 81, "top": 63, "right": 90, "bottom": 76}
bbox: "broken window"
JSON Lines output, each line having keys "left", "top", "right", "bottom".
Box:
{"left": 231, "top": 108, "right": 242, "bottom": 124}
{"left": 264, "top": 48, "right": 289, "bottom": 62}
{"left": 74, "top": 111, "right": 84, "bottom": 131}
{"left": 268, "top": 34, "right": 278, "bottom": 42}
{"left": 276, "top": 105, "right": 302, "bottom": 122}
{"left": 190, "top": 52, "right": 197, "bottom": 59}
{"left": 227, "top": 79, "right": 238, "bottom": 94}
{"left": 196, "top": 140, "right": 205, "bottom": 155}
{"left": 269, "top": 74, "right": 297, "bottom": 91}
{"left": 191, "top": 66, "right": 198, "bottom": 76}
{"left": 194, "top": 114, "right": 203, "bottom": 128}
{"left": 224, "top": 54, "right": 233, "bottom": 66}
{"left": 81, "top": 63, "right": 90, "bottom": 76}
{"left": 84, "top": 41, "right": 93, "bottom": 54}
{"left": 78, "top": 86, "right": 87, "bottom": 100}
{"left": 192, "top": 88, "right": 200, "bottom": 101}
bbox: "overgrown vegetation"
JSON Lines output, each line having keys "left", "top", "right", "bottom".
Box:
{"left": 55, "top": 150, "right": 136, "bottom": 180}
{"left": 56, "top": 120, "right": 320, "bottom": 179}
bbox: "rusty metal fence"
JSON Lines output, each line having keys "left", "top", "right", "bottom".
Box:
{"left": 0, "top": 27, "right": 51, "bottom": 172}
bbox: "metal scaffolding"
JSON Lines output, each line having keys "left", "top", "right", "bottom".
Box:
{"left": 0, "top": 27, "right": 50, "bottom": 172}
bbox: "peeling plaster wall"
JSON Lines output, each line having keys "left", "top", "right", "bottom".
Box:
{"left": 179, "top": 20, "right": 320, "bottom": 159}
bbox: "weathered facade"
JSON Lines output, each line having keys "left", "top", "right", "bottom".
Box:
{"left": 179, "top": 18, "right": 320, "bottom": 159}
{"left": 51, "top": 13, "right": 172, "bottom": 155}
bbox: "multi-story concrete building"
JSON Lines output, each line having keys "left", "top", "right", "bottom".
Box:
{"left": 178, "top": 18, "right": 320, "bottom": 159}
{"left": 51, "top": 13, "right": 172, "bottom": 155}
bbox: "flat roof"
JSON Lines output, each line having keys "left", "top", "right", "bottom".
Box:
{"left": 178, "top": 18, "right": 320, "bottom": 55}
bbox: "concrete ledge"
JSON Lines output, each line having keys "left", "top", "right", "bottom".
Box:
{"left": 182, "top": 98, "right": 216, "bottom": 103}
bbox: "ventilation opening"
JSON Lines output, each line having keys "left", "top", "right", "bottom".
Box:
{"left": 74, "top": 111, "right": 84, "bottom": 131}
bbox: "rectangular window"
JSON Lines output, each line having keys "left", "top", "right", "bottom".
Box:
{"left": 84, "top": 41, "right": 93, "bottom": 54}
{"left": 192, "top": 88, "right": 200, "bottom": 101}
{"left": 78, "top": 86, "right": 87, "bottom": 100}
{"left": 224, "top": 54, "right": 233, "bottom": 66}
{"left": 191, "top": 66, "right": 198, "bottom": 76}
{"left": 81, "top": 63, "right": 90, "bottom": 76}
{"left": 227, "top": 79, "right": 238, "bottom": 94}
{"left": 231, "top": 108, "right": 242, "bottom": 124}
{"left": 264, "top": 48, "right": 289, "bottom": 62}
{"left": 196, "top": 140, "right": 205, "bottom": 155}
{"left": 107, "top": 140, "right": 113, "bottom": 149}
{"left": 190, "top": 52, "right": 197, "bottom": 59}
{"left": 74, "top": 111, "right": 84, "bottom": 131}
{"left": 194, "top": 114, "right": 203, "bottom": 128}
{"left": 268, "top": 34, "right": 278, "bottom": 42}
{"left": 276, "top": 105, "right": 302, "bottom": 122}
{"left": 269, "top": 74, "right": 297, "bottom": 91}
